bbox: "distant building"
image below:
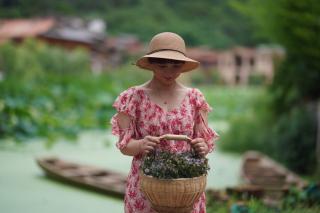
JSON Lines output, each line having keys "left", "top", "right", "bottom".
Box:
{"left": 218, "top": 46, "right": 284, "bottom": 85}
{"left": 0, "top": 17, "right": 109, "bottom": 73}
{"left": 186, "top": 46, "right": 284, "bottom": 85}
{"left": 0, "top": 18, "right": 55, "bottom": 44}
{"left": 0, "top": 18, "right": 283, "bottom": 82}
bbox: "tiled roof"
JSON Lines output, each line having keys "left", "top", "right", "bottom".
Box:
{"left": 0, "top": 18, "right": 55, "bottom": 39}
{"left": 43, "top": 28, "right": 104, "bottom": 44}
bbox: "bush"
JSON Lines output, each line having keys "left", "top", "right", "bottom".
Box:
{"left": 220, "top": 115, "right": 271, "bottom": 153}
{"left": 220, "top": 86, "right": 317, "bottom": 175}
{"left": 199, "top": 85, "right": 264, "bottom": 122}
{"left": 190, "top": 69, "right": 222, "bottom": 86}
{"left": 0, "top": 73, "right": 115, "bottom": 142}
{"left": 220, "top": 90, "right": 274, "bottom": 153}
{"left": 248, "top": 73, "right": 266, "bottom": 86}
{"left": 0, "top": 40, "right": 151, "bottom": 143}
{"left": 206, "top": 195, "right": 320, "bottom": 213}
{"left": 269, "top": 104, "right": 317, "bottom": 174}
{"left": 0, "top": 39, "right": 90, "bottom": 81}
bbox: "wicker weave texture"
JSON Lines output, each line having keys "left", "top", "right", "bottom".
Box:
{"left": 140, "top": 172, "right": 207, "bottom": 213}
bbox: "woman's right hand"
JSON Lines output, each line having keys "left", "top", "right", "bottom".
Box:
{"left": 139, "top": 136, "right": 160, "bottom": 155}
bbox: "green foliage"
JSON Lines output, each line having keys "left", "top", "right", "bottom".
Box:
{"left": 283, "top": 184, "right": 320, "bottom": 209}
{"left": 0, "top": 39, "right": 90, "bottom": 80}
{"left": 199, "top": 85, "right": 264, "bottom": 122}
{"left": 274, "top": 1, "right": 320, "bottom": 110}
{"left": 223, "top": 0, "right": 320, "bottom": 177}
{"left": 230, "top": 203, "right": 252, "bottom": 213}
{"left": 0, "top": 40, "right": 150, "bottom": 143}
{"left": 302, "top": 183, "right": 320, "bottom": 206}
{"left": 233, "top": 0, "right": 320, "bottom": 109}
{"left": 221, "top": 91, "right": 317, "bottom": 174}
{"left": 191, "top": 70, "right": 222, "bottom": 86}
{"left": 206, "top": 195, "right": 320, "bottom": 213}
{"left": 0, "top": 73, "right": 114, "bottom": 142}
{"left": 0, "top": 0, "right": 263, "bottom": 48}
{"left": 229, "top": 0, "right": 278, "bottom": 43}
{"left": 248, "top": 73, "right": 266, "bottom": 86}
{"left": 270, "top": 56, "right": 320, "bottom": 114}
{"left": 220, "top": 116, "right": 268, "bottom": 153}
{"left": 265, "top": 1, "right": 319, "bottom": 174}
{"left": 141, "top": 150, "right": 209, "bottom": 179}
{"left": 220, "top": 90, "right": 274, "bottom": 153}
{"left": 270, "top": 105, "right": 317, "bottom": 174}
{"left": 0, "top": 39, "right": 258, "bottom": 143}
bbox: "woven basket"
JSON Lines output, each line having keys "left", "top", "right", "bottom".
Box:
{"left": 140, "top": 172, "right": 207, "bottom": 213}
{"left": 139, "top": 134, "right": 207, "bottom": 213}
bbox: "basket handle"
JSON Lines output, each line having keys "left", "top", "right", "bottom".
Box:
{"left": 159, "top": 134, "right": 191, "bottom": 142}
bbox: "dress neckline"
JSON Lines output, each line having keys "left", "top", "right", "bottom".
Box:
{"left": 135, "top": 86, "right": 191, "bottom": 114}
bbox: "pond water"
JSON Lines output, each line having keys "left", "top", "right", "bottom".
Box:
{"left": 0, "top": 129, "right": 242, "bottom": 213}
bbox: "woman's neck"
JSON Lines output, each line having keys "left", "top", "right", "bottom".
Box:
{"left": 146, "top": 76, "right": 180, "bottom": 92}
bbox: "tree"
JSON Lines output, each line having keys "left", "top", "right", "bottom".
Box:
{"left": 0, "top": 0, "right": 261, "bottom": 48}
{"left": 233, "top": 0, "right": 320, "bottom": 174}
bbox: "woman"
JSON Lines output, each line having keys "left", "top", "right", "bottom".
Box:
{"left": 111, "top": 32, "right": 219, "bottom": 213}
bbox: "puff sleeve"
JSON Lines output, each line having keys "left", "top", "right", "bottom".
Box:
{"left": 110, "top": 87, "right": 138, "bottom": 150}
{"left": 192, "top": 88, "right": 220, "bottom": 153}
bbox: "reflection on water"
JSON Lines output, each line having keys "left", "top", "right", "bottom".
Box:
{"left": 0, "top": 130, "right": 241, "bottom": 213}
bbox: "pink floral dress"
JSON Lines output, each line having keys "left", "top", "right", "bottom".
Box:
{"left": 111, "top": 86, "right": 219, "bottom": 213}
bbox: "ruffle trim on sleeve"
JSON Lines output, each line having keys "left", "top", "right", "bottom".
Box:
{"left": 112, "top": 87, "right": 137, "bottom": 119}
{"left": 195, "top": 123, "right": 220, "bottom": 153}
{"left": 192, "top": 88, "right": 219, "bottom": 153}
{"left": 110, "top": 87, "right": 138, "bottom": 150}
{"left": 192, "top": 88, "right": 213, "bottom": 113}
{"left": 111, "top": 114, "right": 136, "bottom": 150}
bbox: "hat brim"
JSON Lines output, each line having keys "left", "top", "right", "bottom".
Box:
{"left": 136, "top": 50, "right": 200, "bottom": 72}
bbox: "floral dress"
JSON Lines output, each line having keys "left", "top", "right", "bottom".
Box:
{"left": 111, "top": 86, "right": 219, "bottom": 213}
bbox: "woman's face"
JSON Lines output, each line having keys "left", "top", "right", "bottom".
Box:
{"left": 151, "top": 63, "right": 184, "bottom": 85}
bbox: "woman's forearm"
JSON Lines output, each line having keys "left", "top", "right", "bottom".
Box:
{"left": 120, "top": 138, "right": 141, "bottom": 156}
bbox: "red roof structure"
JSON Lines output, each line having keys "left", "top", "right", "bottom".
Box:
{"left": 0, "top": 18, "right": 55, "bottom": 43}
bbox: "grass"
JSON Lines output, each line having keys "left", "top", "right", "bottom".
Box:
{"left": 198, "top": 85, "right": 264, "bottom": 122}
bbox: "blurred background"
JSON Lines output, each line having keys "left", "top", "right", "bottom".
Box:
{"left": 0, "top": 0, "right": 319, "bottom": 212}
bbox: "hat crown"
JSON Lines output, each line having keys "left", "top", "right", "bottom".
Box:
{"left": 148, "top": 32, "right": 186, "bottom": 55}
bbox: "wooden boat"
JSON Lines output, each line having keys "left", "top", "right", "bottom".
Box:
{"left": 36, "top": 156, "right": 126, "bottom": 198}
{"left": 241, "top": 151, "right": 307, "bottom": 201}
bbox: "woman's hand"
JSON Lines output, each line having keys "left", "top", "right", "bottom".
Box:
{"left": 139, "top": 136, "right": 160, "bottom": 155}
{"left": 190, "top": 138, "right": 209, "bottom": 156}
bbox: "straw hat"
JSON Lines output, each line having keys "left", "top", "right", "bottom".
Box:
{"left": 136, "top": 32, "right": 200, "bottom": 72}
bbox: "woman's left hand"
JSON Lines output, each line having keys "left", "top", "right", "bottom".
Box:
{"left": 190, "top": 138, "right": 209, "bottom": 156}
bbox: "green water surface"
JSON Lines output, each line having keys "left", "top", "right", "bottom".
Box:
{"left": 0, "top": 130, "right": 241, "bottom": 213}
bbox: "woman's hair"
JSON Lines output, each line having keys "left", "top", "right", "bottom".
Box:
{"left": 148, "top": 57, "right": 186, "bottom": 65}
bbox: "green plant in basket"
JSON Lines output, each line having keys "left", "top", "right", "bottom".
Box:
{"left": 141, "top": 150, "right": 210, "bottom": 179}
